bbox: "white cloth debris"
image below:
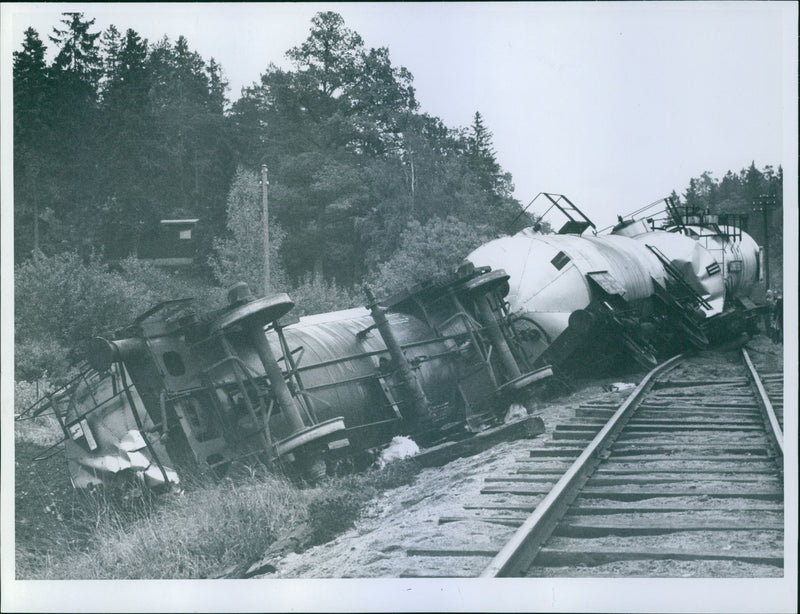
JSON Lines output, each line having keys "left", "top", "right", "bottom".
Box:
{"left": 376, "top": 436, "right": 419, "bottom": 469}
{"left": 504, "top": 403, "right": 528, "bottom": 423}
{"left": 605, "top": 382, "right": 635, "bottom": 392}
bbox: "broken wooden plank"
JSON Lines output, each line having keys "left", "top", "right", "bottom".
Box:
{"left": 529, "top": 448, "right": 584, "bottom": 457}
{"left": 407, "top": 548, "right": 499, "bottom": 557}
{"left": 438, "top": 515, "right": 528, "bottom": 527}
{"left": 578, "top": 488, "right": 782, "bottom": 501}
{"left": 568, "top": 503, "right": 783, "bottom": 514}
{"left": 413, "top": 415, "right": 544, "bottom": 468}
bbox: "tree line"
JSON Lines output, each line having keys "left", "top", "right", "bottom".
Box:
{"left": 13, "top": 11, "right": 527, "bottom": 288}
{"left": 670, "top": 163, "right": 782, "bottom": 247}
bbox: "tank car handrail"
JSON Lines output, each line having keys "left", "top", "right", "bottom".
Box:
{"left": 118, "top": 359, "right": 172, "bottom": 486}
{"left": 294, "top": 388, "right": 333, "bottom": 408}
{"left": 26, "top": 366, "right": 137, "bottom": 442}
{"left": 201, "top": 353, "right": 277, "bottom": 449}
{"left": 645, "top": 244, "right": 712, "bottom": 310}
{"left": 281, "top": 332, "right": 476, "bottom": 375}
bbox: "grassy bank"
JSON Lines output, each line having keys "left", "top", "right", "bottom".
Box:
{"left": 15, "top": 415, "right": 420, "bottom": 580}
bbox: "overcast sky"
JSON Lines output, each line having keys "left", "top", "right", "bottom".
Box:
{"left": 3, "top": 1, "right": 796, "bottom": 229}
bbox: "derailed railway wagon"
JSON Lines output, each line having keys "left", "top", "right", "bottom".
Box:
{"left": 20, "top": 194, "right": 766, "bottom": 491}
{"left": 23, "top": 266, "right": 551, "bottom": 489}
{"left": 467, "top": 194, "right": 764, "bottom": 375}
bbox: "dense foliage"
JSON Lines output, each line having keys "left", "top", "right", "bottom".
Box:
{"left": 14, "top": 253, "right": 225, "bottom": 380}
{"left": 14, "top": 15, "right": 233, "bottom": 261}
{"left": 14, "top": 12, "right": 528, "bottom": 280}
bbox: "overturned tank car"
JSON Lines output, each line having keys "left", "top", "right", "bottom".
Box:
{"left": 23, "top": 266, "right": 551, "bottom": 489}
{"left": 467, "top": 194, "right": 764, "bottom": 376}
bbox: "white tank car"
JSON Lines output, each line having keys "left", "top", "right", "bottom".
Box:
{"left": 466, "top": 221, "right": 760, "bottom": 364}
{"left": 678, "top": 225, "right": 762, "bottom": 300}
{"left": 467, "top": 229, "right": 668, "bottom": 360}
{"left": 610, "top": 220, "right": 726, "bottom": 316}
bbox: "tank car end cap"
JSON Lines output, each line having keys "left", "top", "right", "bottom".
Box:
{"left": 498, "top": 366, "right": 553, "bottom": 394}
{"left": 211, "top": 294, "right": 295, "bottom": 332}
{"left": 274, "top": 417, "right": 348, "bottom": 457}
{"left": 85, "top": 337, "right": 117, "bottom": 372}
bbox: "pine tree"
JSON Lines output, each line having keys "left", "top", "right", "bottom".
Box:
{"left": 98, "top": 27, "right": 153, "bottom": 257}
{"left": 144, "top": 35, "right": 233, "bottom": 254}
{"left": 47, "top": 12, "right": 104, "bottom": 251}
{"left": 13, "top": 28, "right": 50, "bottom": 256}
{"left": 467, "top": 111, "right": 501, "bottom": 194}
{"left": 50, "top": 12, "right": 102, "bottom": 87}
{"left": 99, "top": 24, "right": 121, "bottom": 91}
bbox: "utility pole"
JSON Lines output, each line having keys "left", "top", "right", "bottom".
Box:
{"left": 753, "top": 193, "right": 776, "bottom": 291}
{"left": 261, "top": 165, "right": 270, "bottom": 295}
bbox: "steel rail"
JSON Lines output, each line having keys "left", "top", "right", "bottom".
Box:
{"left": 741, "top": 347, "right": 783, "bottom": 462}
{"left": 480, "top": 354, "right": 685, "bottom": 577}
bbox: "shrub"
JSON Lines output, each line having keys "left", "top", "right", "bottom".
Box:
{"left": 287, "top": 271, "right": 360, "bottom": 316}
{"left": 115, "top": 256, "right": 226, "bottom": 312}
{"left": 15, "top": 251, "right": 144, "bottom": 347}
{"left": 369, "top": 216, "right": 495, "bottom": 296}
{"left": 305, "top": 492, "right": 362, "bottom": 546}
{"left": 209, "top": 166, "right": 288, "bottom": 296}
{"left": 14, "top": 337, "right": 71, "bottom": 382}
{"left": 14, "top": 251, "right": 223, "bottom": 380}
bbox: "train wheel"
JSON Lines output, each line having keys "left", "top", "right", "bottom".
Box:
{"left": 621, "top": 334, "right": 659, "bottom": 369}
{"left": 305, "top": 457, "right": 328, "bottom": 482}
{"left": 676, "top": 314, "right": 709, "bottom": 350}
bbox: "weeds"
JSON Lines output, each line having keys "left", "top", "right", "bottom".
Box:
{"left": 21, "top": 472, "right": 311, "bottom": 579}
{"left": 15, "top": 443, "right": 422, "bottom": 579}
{"left": 303, "top": 458, "right": 421, "bottom": 548}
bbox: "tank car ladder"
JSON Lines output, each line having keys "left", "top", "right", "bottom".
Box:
{"left": 535, "top": 192, "right": 597, "bottom": 235}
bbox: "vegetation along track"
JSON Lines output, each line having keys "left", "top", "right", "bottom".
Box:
{"left": 401, "top": 349, "right": 784, "bottom": 578}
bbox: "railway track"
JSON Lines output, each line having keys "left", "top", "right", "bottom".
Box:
{"left": 743, "top": 344, "right": 784, "bottom": 432}
{"left": 401, "top": 348, "right": 784, "bottom": 578}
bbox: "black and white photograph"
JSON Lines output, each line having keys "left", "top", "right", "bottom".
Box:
{"left": 1, "top": 2, "right": 797, "bottom": 612}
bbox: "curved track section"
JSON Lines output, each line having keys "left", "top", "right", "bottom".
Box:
{"left": 481, "top": 351, "right": 784, "bottom": 578}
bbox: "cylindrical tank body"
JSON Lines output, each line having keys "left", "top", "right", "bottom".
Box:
{"left": 263, "top": 307, "right": 457, "bottom": 445}
{"left": 679, "top": 225, "right": 761, "bottom": 299}
{"left": 467, "top": 229, "right": 667, "bottom": 359}
{"left": 611, "top": 226, "right": 727, "bottom": 316}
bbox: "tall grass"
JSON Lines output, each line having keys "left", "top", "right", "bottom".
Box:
{"left": 13, "top": 380, "right": 63, "bottom": 446}
{"left": 17, "top": 455, "right": 421, "bottom": 579}
{"left": 22, "top": 473, "right": 313, "bottom": 579}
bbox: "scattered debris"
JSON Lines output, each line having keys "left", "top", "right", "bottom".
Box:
{"left": 604, "top": 382, "right": 636, "bottom": 392}
{"left": 376, "top": 436, "right": 419, "bottom": 469}
{"left": 504, "top": 403, "right": 528, "bottom": 423}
